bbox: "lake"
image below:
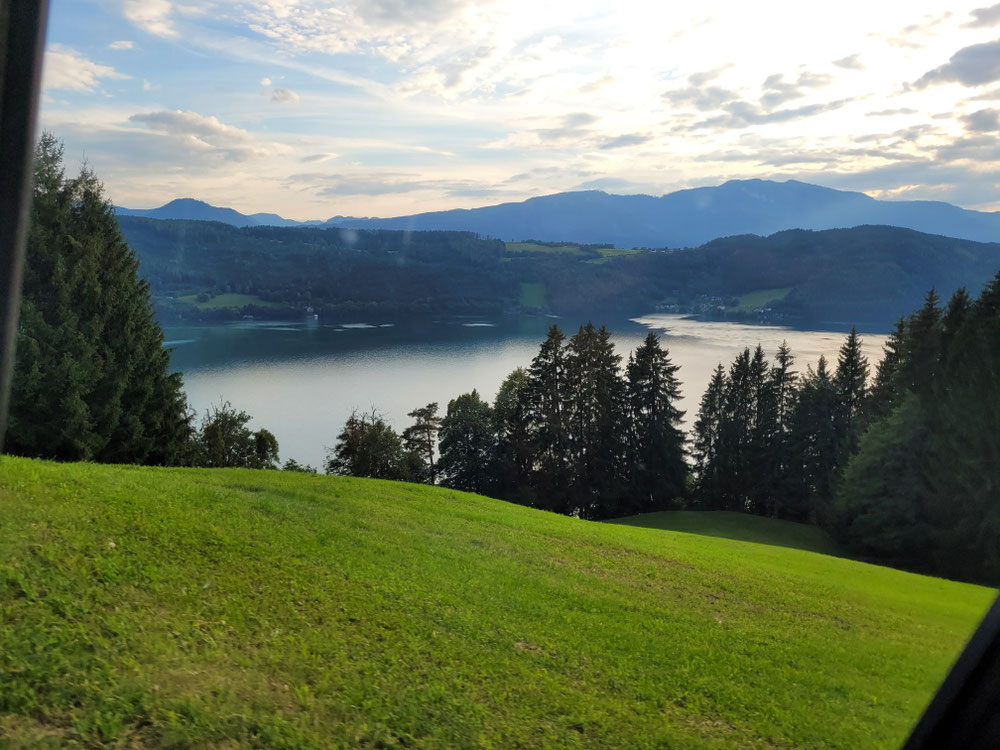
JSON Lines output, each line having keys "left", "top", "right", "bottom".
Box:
{"left": 164, "top": 314, "right": 888, "bottom": 471}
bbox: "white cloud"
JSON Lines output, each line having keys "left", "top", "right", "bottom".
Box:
{"left": 271, "top": 88, "right": 299, "bottom": 103}
{"left": 128, "top": 109, "right": 288, "bottom": 161}
{"left": 142, "top": 79, "right": 159, "bottom": 91}
{"left": 260, "top": 77, "right": 272, "bottom": 87}
{"left": 123, "top": 0, "right": 178, "bottom": 37}
{"left": 43, "top": 45, "right": 129, "bottom": 92}
{"left": 108, "top": 40, "right": 136, "bottom": 50}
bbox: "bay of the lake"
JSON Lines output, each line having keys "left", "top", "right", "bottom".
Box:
{"left": 164, "top": 314, "right": 888, "bottom": 471}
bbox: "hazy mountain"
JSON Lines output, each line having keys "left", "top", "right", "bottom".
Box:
{"left": 115, "top": 198, "right": 308, "bottom": 228}
{"left": 327, "top": 180, "right": 1000, "bottom": 247}
{"left": 117, "top": 180, "right": 1000, "bottom": 247}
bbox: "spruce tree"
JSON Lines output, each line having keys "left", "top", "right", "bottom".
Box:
{"left": 692, "top": 364, "right": 727, "bottom": 509}
{"left": 7, "top": 134, "right": 191, "bottom": 464}
{"left": 718, "top": 348, "right": 754, "bottom": 511}
{"left": 525, "top": 325, "right": 572, "bottom": 514}
{"left": 867, "top": 318, "right": 906, "bottom": 422}
{"left": 898, "top": 288, "right": 942, "bottom": 398}
{"left": 565, "top": 323, "right": 625, "bottom": 518}
{"left": 833, "top": 327, "right": 870, "bottom": 450}
{"left": 492, "top": 368, "right": 534, "bottom": 506}
{"left": 786, "top": 356, "right": 839, "bottom": 521}
{"left": 767, "top": 341, "right": 799, "bottom": 518}
{"left": 624, "top": 332, "right": 687, "bottom": 514}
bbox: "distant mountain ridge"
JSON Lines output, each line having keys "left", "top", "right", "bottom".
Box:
{"left": 116, "top": 180, "right": 1000, "bottom": 247}
{"left": 115, "top": 198, "right": 317, "bottom": 228}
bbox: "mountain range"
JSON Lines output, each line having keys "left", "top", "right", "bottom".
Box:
{"left": 116, "top": 179, "right": 1000, "bottom": 248}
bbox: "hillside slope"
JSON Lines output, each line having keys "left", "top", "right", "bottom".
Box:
{"left": 120, "top": 217, "right": 1000, "bottom": 325}
{"left": 0, "top": 457, "right": 993, "bottom": 748}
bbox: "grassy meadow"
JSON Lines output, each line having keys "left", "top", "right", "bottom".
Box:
{"left": 177, "top": 293, "right": 282, "bottom": 310}
{"left": 732, "top": 288, "right": 793, "bottom": 313}
{"left": 0, "top": 457, "right": 994, "bottom": 748}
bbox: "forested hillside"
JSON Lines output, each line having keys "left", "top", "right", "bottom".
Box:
{"left": 119, "top": 215, "right": 1000, "bottom": 326}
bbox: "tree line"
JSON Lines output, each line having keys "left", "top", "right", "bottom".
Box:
{"left": 325, "top": 324, "right": 687, "bottom": 520}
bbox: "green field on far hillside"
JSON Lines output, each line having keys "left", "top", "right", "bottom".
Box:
{"left": 732, "top": 287, "right": 792, "bottom": 312}
{"left": 0, "top": 457, "right": 993, "bottom": 748}
{"left": 504, "top": 242, "right": 587, "bottom": 256}
{"left": 177, "top": 293, "right": 282, "bottom": 310}
{"left": 611, "top": 510, "right": 844, "bottom": 556}
{"left": 518, "top": 282, "right": 547, "bottom": 308}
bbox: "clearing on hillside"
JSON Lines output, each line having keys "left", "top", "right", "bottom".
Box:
{"left": 0, "top": 457, "right": 993, "bottom": 748}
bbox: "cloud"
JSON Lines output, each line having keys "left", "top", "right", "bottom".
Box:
{"left": 663, "top": 85, "right": 740, "bottom": 111}
{"left": 128, "top": 109, "right": 282, "bottom": 162}
{"left": 142, "top": 79, "right": 159, "bottom": 91}
{"left": 108, "top": 40, "right": 135, "bottom": 50}
{"left": 260, "top": 77, "right": 272, "bottom": 87}
{"left": 579, "top": 75, "right": 615, "bottom": 93}
{"left": 688, "top": 66, "right": 730, "bottom": 86}
{"left": 692, "top": 97, "right": 855, "bottom": 130}
{"left": 42, "top": 45, "right": 129, "bottom": 92}
{"left": 866, "top": 108, "right": 918, "bottom": 116}
{"left": 914, "top": 39, "right": 1000, "bottom": 88}
{"left": 271, "top": 88, "right": 300, "bottom": 103}
{"left": 530, "top": 112, "right": 599, "bottom": 142}
{"left": 288, "top": 170, "right": 504, "bottom": 199}
{"left": 760, "top": 71, "right": 832, "bottom": 108}
{"left": 962, "top": 108, "right": 1000, "bottom": 132}
{"left": 833, "top": 54, "right": 865, "bottom": 71}
{"left": 599, "top": 133, "right": 651, "bottom": 150}
{"left": 965, "top": 4, "right": 1000, "bottom": 28}
{"left": 300, "top": 153, "right": 337, "bottom": 163}
{"left": 123, "top": 0, "right": 177, "bottom": 37}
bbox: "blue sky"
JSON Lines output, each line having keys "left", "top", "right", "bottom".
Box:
{"left": 40, "top": 1, "right": 1000, "bottom": 219}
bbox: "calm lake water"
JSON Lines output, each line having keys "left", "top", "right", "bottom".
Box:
{"left": 164, "top": 314, "right": 888, "bottom": 471}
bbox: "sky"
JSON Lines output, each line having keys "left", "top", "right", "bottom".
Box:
{"left": 40, "top": 0, "right": 1000, "bottom": 220}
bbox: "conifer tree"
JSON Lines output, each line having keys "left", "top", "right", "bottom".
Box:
{"left": 867, "top": 318, "right": 906, "bottom": 422}
{"left": 834, "top": 327, "right": 870, "bottom": 448}
{"left": 717, "top": 348, "right": 754, "bottom": 511}
{"left": 898, "top": 288, "right": 942, "bottom": 398}
{"left": 525, "top": 325, "right": 572, "bottom": 513}
{"left": 7, "top": 134, "right": 192, "bottom": 464}
{"left": 437, "top": 390, "right": 496, "bottom": 495}
{"left": 565, "top": 323, "right": 625, "bottom": 518}
{"left": 492, "top": 368, "right": 534, "bottom": 506}
{"left": 624, "top": 332, "right": 687, "bottom": 514}
{"left": 786, "top": 356, "right": 839, "bottom": 520}
{"left": 766, "top": 341, "right": 799, "bottom": 518}
{"left": 692, "top": 364, "right": 727, "bottom": 509}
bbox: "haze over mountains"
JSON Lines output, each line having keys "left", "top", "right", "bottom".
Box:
{"left": 116, "top": 179, "right": 1000, "bottom": 248}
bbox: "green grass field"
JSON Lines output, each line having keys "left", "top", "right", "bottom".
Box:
{"left": 610, "top": 510, "right": 844, "bottom": 556}
{"left": 518, "top": 282, "right": 547, "bottom": 309}
{"left": 177, "top": 293, "right": 282, "bottom": 310}
{"left": 732, "top": 288, "right": 792, "bottom": 313}
{"left": 0, "top": 457, "right": 993, "bottom": 748}
{"left": 504, "top": 242, "right": 587, "bottom": 256}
